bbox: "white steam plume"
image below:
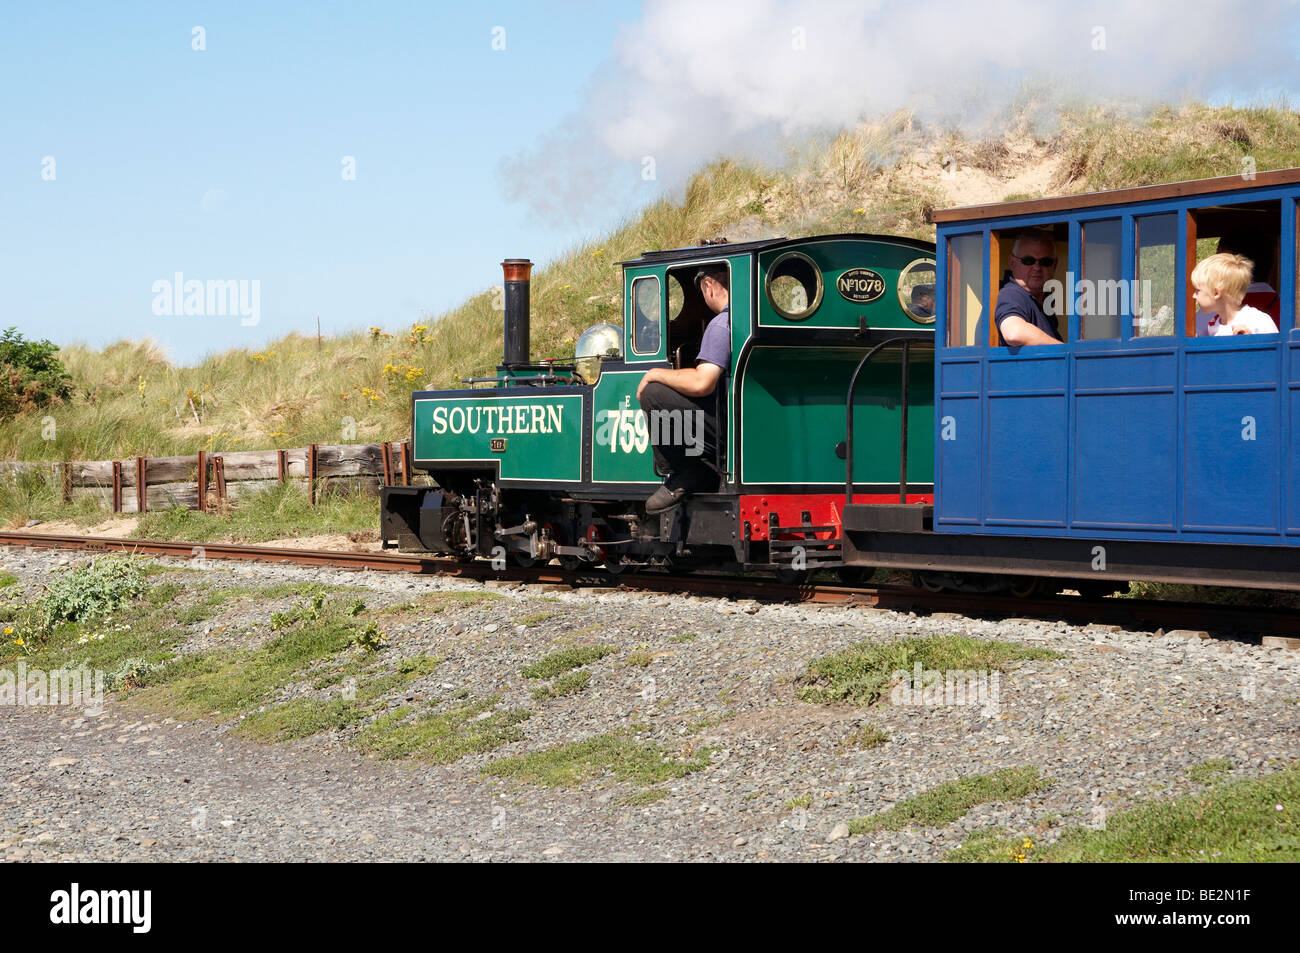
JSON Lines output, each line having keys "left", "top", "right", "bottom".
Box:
{"left": 502, "top": 0, "right": 1300, "bottom": 223}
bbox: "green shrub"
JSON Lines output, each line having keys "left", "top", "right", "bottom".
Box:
{"left": 0, "top": 327, "right": 72, "bottom": 419}
{"left": 40, "top": 556, "right": 148, "bottom": 629}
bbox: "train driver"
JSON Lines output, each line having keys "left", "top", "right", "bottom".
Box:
{"left": 996, "top": 230, "right": 1063, "bottom": 346}
{"left": 636, "top": 266, "right": 730, "bottom": 514}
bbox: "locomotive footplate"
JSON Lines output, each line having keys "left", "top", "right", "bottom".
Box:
{"left": 768, "top": 524, "right": 844, "bottom": 570}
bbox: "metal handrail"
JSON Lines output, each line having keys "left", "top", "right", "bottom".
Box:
{"left": 845, "top": 336, "right": 917, "bottom": 506}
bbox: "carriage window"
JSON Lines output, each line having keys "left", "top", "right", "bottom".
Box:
{"left": 631, "top": 276, "right": 661, "bottom": 355}
{"left": 947, "top": 234, "right": 983, "bottom": 347}
{"left": 1135, "top": 213, "right": 1177, "bottom": 337}
{"left": 1190, "top": 200, "right": 1282, "bottom": 336}
{"left": 1081, "top": 219, "right": 1121, "bottom": 340}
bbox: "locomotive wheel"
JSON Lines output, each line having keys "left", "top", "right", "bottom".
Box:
{"left": 558, "top": 555, "right": 583, "bottom": 572}
{"left": 510, "top": 552, "right": 537, "bottom": 569}
{"left": 836, "top": 566, "right": 873, "bottom": 587}
{"left": 603, "top": 553, "right": 629, "bottom": 576}
{"left": 775, "top": 567, "right": 812, "bottom": 586}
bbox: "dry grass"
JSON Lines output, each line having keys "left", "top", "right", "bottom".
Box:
{"left": 6, "top": 104, "right": 1300, "bottom": 468}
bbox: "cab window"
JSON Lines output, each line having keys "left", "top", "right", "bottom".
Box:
{"left": 631, "top": 276, "right": 661, "bottom": 355}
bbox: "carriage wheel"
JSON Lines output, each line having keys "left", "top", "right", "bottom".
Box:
{"left": 1007, "top": 576, "right": 1042, "bottom": 598}
{"left": 912, "top": 570, "right": 947, "bottom": 593}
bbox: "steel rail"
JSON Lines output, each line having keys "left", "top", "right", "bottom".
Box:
{"left": 0, "top": 531, "right": 1296, "bottom": 640}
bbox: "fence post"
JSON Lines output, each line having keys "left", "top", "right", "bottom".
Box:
{"left": 111, "top": 461, "right": 122, "bottom": 513}
{"left": 214, "top": 455, "right": 227, "bottom": 507}
{"left": 62, "top": 461, "right": 72, "bottom": 503}
{"left": 277, "top": 449, "right": 287, "bottom": 484}
{"left": 197, "top": 451, "right": 207, "bottom": 513}
{"left": 381, "top": 442, "right": 394, "bottom": 486}
{"left": 136, "top": 456, "right": 147, "bottom": 514}
{"left": 401, "top": 441, "right": 412, "bottom": 486}
{"left": 307, "top": 443, "right": 318, "bottom": 504}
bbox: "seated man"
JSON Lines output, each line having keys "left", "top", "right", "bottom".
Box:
{"left": 996, "top": 230, "right": 1063, "bottom": 346}
{"left": 636, "top": 267, "right": 730, "bottom": 514}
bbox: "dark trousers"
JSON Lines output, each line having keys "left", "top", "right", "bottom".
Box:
{"left": 638, "top": 382, "right": 720, "bottom": 487}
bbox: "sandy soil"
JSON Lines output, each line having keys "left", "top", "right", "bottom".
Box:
{"left": 10, "top": 519, "right": 382, "bottom": 553}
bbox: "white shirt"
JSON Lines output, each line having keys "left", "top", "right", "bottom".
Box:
{"left": 1209, "top": 304, "right": 1278, "bottom": 336}
{"left": 1198, "top": 283, "right": 1277, "bottom": 336}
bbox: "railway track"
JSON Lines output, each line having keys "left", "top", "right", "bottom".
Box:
{"left": 1, "top": 531, "right": 1298, "bottom": 644}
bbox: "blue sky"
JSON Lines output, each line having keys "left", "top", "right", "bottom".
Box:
{"left": 1, "top": 1, "right": 643, "bottom": 364}
{"left": 4, "top": 1, "right": 1299, "bottom": 366}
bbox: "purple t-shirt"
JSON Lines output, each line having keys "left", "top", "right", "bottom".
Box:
{"left": 696, "top": 309, "right": 730, "bottom": 370}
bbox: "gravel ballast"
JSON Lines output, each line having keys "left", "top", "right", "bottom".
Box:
{"left": 1, "top": 547, "right": 1296, "bottom": 862}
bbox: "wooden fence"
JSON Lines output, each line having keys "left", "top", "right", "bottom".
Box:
{"left": 0, "top": 441, "right": 415, "bottom": 514}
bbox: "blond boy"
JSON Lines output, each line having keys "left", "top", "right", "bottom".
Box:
{"left": 1192, "top": 253, "right": 1277, "bottom": 336}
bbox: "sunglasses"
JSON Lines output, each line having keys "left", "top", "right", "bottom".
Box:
{"left": 1015, "top": 255, "right": 1056, "bottom": 268}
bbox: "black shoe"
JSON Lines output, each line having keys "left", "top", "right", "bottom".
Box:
{"left": 645, "top": 481, "right": 687, "bottom": 514}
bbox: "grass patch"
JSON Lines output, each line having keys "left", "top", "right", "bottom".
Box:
{"left": 521, "top": 644, "right": 616, "bottom": 680}
{"left": 950, "top": 764, "right": 1300, "bottom": 862}
{"left": 530, "top": 669, "right": 591, "bottom": 700}
{"left": 682, "top": 710, "right": 734, "bottom": 735}
{"left": 845, "top": 723, "right": 888, "bottom": 749}
{"left": 134, "top": 593, "right": 379, "bottom": 718}
{"left": 944, "top": 827, "right": 1032, "bottom": 863}
{"left": 669, "top": 632, "right": 698, "bottom": 644}
{"left": 1189, "top": 758, "right": 1233, "bottom": 785}
{"left": 239, "top": 655, "right": 441, "bottom": 741}
{"left": 848, "top": 767, "right": 1049, "bottom": 834}
{"left": 798, "top": 635, "right": 1062, "bottom": 706}
{"left": 481, "top": 731, "right": 714, "bottom": 788}
{"left": 624, "top": 650, "right": 655, "bottom": 668}
{"left": 517, "top": 610, "right": 560, "bottom": 628}
{"left": 0, "top": 573, "right": 18, "bottom": 588}
{"left": 785, "top": 794, "right": 812, "bottom": 810}
{"left": 355, "top": 696, "right": 531, "bottom": 763}
{"left": 619, "top": 788, "right": 670, "bottom": 806}
{"left": 1040, "top": 764, "right": 1299, "bottom": 862}
{"left": 132, "top": 481, "right": 376, "bottom": 544}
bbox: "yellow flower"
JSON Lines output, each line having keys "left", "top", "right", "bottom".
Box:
{"left": 854, "top": 207, "right": 865, "bottom": 215}
{"left": 13, "top": 637, "right": 23, "bottom": 647}
{"left": 4, "top": 626, "right": 12, "bottom": 636}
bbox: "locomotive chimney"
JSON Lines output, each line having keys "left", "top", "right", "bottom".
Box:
{"left": 501, "top": 258, "right": 532, "bottom": 367}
